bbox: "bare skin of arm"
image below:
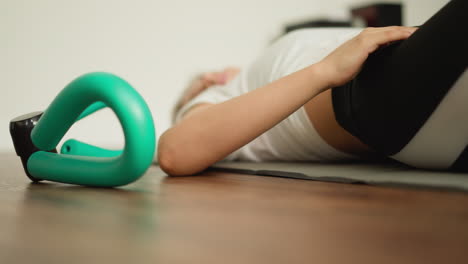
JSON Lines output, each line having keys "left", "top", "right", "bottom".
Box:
{"left": 158, "top": 26, "right": 418, "bottom": 176}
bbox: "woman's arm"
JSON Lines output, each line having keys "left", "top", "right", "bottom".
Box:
{"left": 158, "top": 26, "right": 417, "bottom": 176}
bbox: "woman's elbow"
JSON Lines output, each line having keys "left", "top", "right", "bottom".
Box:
{"left": 157, "top": 133, "right": 207, "bottom": 176}
{"left": 157, "top": 148, "right": 179, "bottom": 176}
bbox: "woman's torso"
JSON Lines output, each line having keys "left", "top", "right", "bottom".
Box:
{"left": 227, "top": 28, "right": 372, "bottom": 161}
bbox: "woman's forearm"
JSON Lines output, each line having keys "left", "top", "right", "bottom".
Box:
{"left": 158, "top": 63, "right": 332, "bottom": 175}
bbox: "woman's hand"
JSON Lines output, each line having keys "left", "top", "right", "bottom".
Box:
{"left": 318, "top": 26, "right": 418, "bottom": 88}
{"left": 181, "top": 67, "right": 240, "bottom": 106}
{"left": 172, "top": 67, "right": 240, "bottom": 122}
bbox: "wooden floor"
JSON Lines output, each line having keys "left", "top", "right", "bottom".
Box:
{"left": 1, "top": 153, "right": 468, "bottom": 264}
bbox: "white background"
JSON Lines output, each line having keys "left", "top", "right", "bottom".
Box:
{"left": 1, "top": 0, "right": 450, "bottom": 152}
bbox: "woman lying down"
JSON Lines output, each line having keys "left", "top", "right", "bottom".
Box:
{"left": 158, "top": 0, "right": 467, "bottom": 176}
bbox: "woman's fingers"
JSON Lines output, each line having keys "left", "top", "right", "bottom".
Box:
{"left": 200, "top": 67, "right": 241, "bottom": 86}
{"left": 360, "top": 26, "right": 418, "bottom": 52}
{"left": 202, "top": 71, "right": 226, "bottom": 85}
{"left": 223, "top": 67, "right": 241, "bottom": 82}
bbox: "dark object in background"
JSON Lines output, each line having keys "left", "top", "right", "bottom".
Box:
{"left": 351, "top": 3, "right": 402, "bottom": 27}
{"left": 285, "top": 19, "right": 351, "bottom": 33}
{"left": 283, "top": 2, "right": 402, "bottom": 35}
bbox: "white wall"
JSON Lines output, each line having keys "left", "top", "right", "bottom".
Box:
{"left": 404, "top": 0, "right": 450, "bottom": 25}
{"left": 0, "top": 0, "right": 450, "bottom": 152}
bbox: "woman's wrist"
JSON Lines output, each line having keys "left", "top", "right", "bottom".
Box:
{"left": 307, "top": 62, "right": 336, "bottom": 93}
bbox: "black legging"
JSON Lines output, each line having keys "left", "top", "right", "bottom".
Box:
{"left": 332, "top": 0, "right": 468, "bottom": 170}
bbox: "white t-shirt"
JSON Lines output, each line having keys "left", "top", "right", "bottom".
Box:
{"left": 176, "top": 28, "right": 363, "bottom": 162}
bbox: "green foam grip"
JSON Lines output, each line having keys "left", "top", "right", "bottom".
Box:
{"left": 27, "top": 72, "right": 156, "bottom": 187}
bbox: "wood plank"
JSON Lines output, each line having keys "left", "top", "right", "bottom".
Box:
{"left": 0, "top": 153, "right": 467, "bottom": 264}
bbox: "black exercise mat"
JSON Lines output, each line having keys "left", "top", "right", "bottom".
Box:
{"left": 210, "top": 161, "right": 468, "bottom": 192}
